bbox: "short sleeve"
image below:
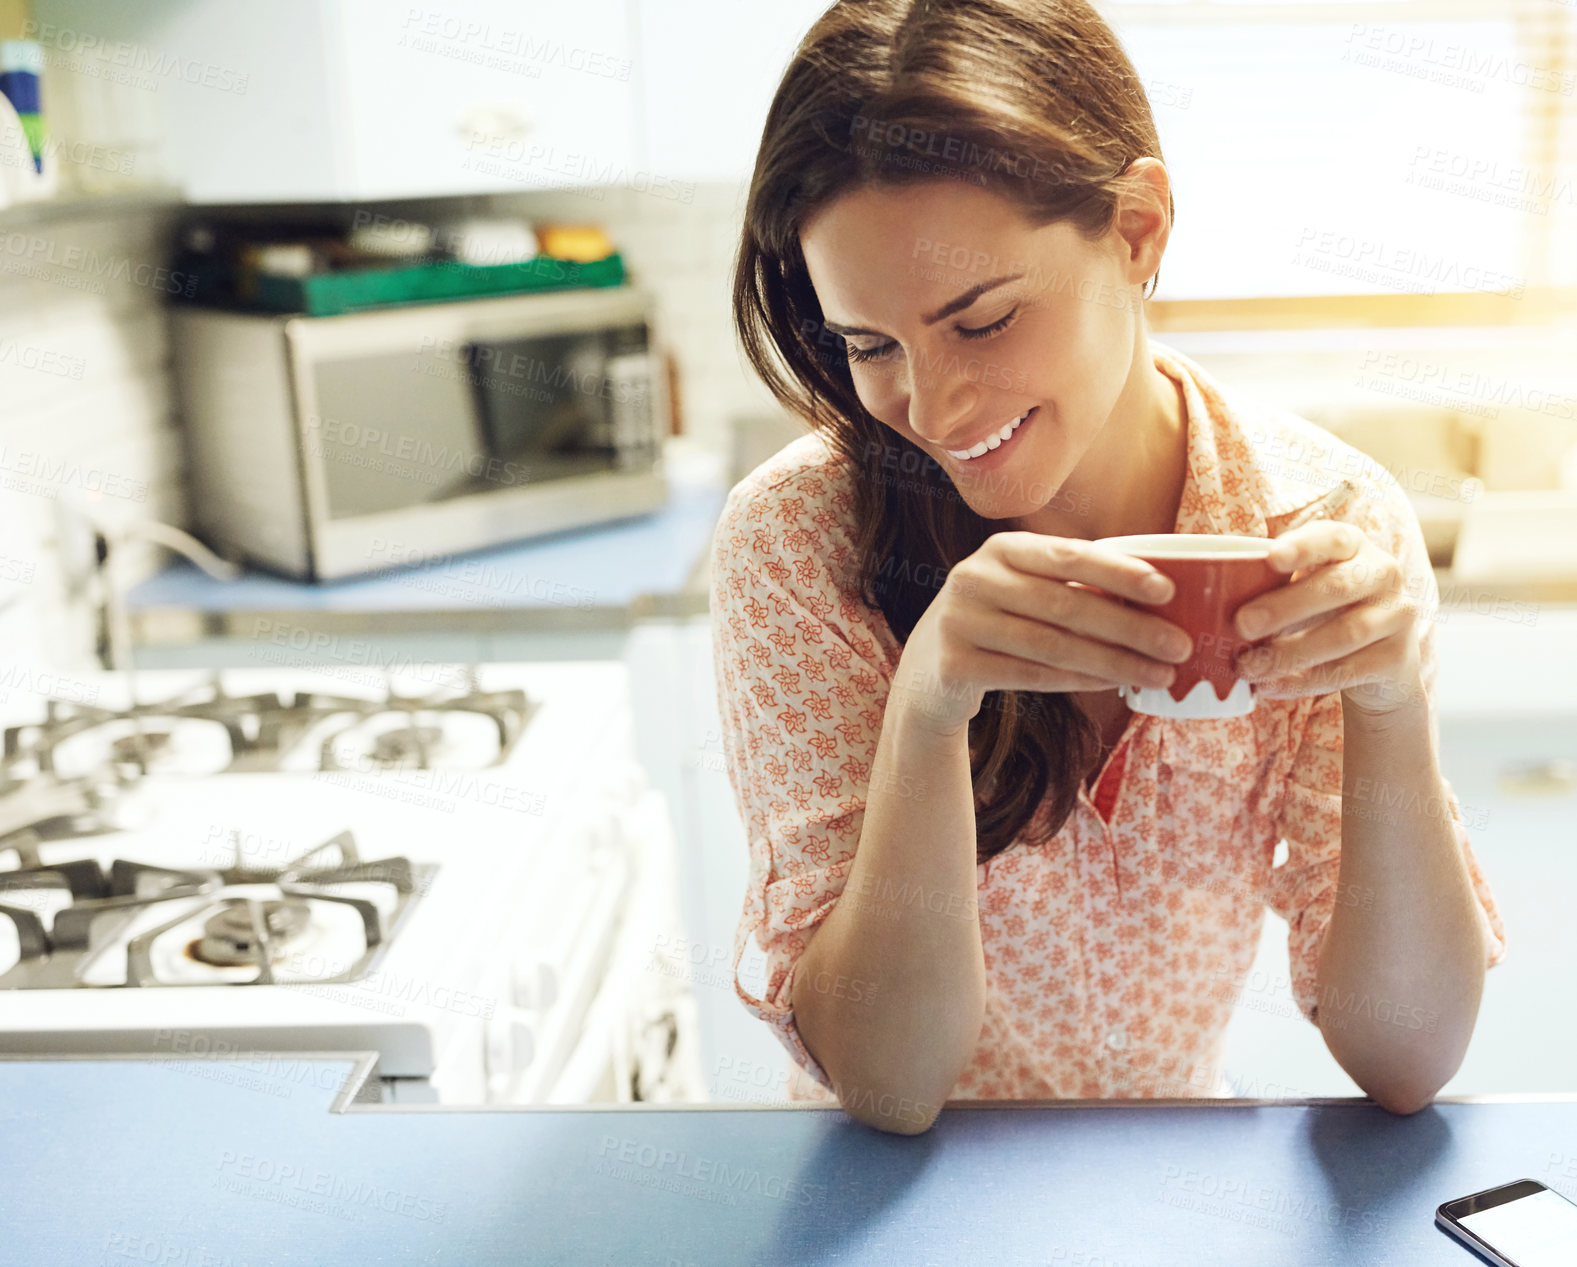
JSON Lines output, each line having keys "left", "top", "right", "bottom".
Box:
{"left": 708, "top": 464, "right": 901, "bottom": 1094}
{"left": 1264, "top": 479, "right": 1509, "bottom": 1026}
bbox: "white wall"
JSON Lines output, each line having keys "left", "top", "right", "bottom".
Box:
{"left": 0, "top": 206, "right": 188, "bottom": 671}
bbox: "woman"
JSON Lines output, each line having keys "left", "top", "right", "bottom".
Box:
{"left": 711, "top": 0, "right": 1506, "bottom": 1134}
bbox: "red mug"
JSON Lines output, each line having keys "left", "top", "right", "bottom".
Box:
{"left": 1090, "top": 533, "right": 1293, "bottom": 718}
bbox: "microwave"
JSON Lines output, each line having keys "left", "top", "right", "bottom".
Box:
{"left": 169, "top": 286, "right": 669, "bottom": 580}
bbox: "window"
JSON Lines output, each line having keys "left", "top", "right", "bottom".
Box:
{"left": 1101, "top": 1, "right": 1577, "bottom": 314}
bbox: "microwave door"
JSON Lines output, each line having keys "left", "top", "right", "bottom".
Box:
{"left": 465, "top": 332, "right": 624, "bottom": 485}
{"left": 307, "top": 349, "right": 490, "bottom": 519}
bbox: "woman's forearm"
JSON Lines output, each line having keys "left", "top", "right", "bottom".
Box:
{"left": 791, "top": 665, "right": 988, "bottom": 1134}
{"left": 1314, "top": 690, "right": 1489, "bottom": 1113}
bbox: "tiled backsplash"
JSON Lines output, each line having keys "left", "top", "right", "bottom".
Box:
{"left": 0, "top": 205, "right": 187, "bottom": 673}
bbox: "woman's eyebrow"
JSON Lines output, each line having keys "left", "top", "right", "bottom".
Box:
{"left": 822, "top": 271, "right": 1026, "bottom": 337}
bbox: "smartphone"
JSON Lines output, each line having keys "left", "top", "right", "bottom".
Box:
{"left": 1437, "top": 1179, "right": 1577, "bottom": 1266}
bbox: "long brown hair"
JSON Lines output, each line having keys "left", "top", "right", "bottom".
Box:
{"left": 732, "top": 0, "right": 1174, "bottom": 863}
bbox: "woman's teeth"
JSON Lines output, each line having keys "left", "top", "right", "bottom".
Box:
{"left": 945, "top": 409, "right": 1030, "bottom": 461}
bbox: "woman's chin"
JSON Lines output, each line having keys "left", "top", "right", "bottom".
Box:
{"left": 955, "top": 463, "right": 1086, "bottom": 530}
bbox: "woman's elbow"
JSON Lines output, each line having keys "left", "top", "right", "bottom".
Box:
{"left": 1371, "top": 1083, "right": 1438, "bottom": 1116}
{"left": 838, "top": 1085, "right": 945, "bottom": 1135}
{"left": 819, "top": 1051, "right": 951, "bottom": 1134}
{"left": 805, "top": 1035, "right": 966, "bottom": 1134}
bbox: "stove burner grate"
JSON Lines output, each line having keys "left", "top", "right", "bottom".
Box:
{"left": 190, "top": 896, "right": 313, "bottom": 967}
{"left": 1, "top": 671, "right": 536, "bottom": 786}
{"left": 0, "top": 830, "right": 432, "bottom": 989}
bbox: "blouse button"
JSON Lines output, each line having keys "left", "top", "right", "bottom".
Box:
{"left": 1104, "top": 1026, "right": 1128, "bottom": 1052}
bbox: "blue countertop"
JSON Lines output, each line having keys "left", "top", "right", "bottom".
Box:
{"left": 3, "top": 1053, "right": 1572, "bottom": 1265}
{"left": 125, "top": 472, "right": 728, "bottom": 619}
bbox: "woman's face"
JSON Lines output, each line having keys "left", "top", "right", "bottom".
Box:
{"left": 798, "top": 175, "right": 1166, "bottom": 527}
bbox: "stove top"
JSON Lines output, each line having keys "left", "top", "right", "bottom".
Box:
{"left": 0, "top": 668, "right": 536, "bottom": 994}
{"left": 0, "top": 828, "right": 433, "bottom": 990}
{"left": 0, "top": 662, "right": 639, "bottom": 1087}
{"left": 2, "top": 668, "right": 537, "bottom": 786}
{"left": 0, "top": 667, "right": 539, "bottom": 851}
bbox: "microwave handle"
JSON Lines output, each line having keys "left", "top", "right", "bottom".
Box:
{"left": 604, "top": 351, "right": 660, "bottom": 469}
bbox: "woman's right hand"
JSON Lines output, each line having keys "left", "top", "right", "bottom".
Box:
{"left": 890, "top": 532, "right": 1196, "bottom": 736}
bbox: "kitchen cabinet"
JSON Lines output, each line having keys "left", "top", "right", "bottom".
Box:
{"left": 31, "top": 0, "right": 834, "bottom": 201}
{"left": 31, "top": 0, "right": 639, "bottom": 202}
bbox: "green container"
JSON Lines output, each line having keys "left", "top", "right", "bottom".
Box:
{"left": 191, "top": 252, "right": 627, "bottom": 317}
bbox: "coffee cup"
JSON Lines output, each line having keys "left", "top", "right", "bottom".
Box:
{"left": 1090, "top": 533, "right": 1295, "bottom": 719}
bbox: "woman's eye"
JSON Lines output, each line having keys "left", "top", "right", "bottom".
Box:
{"left": 844, "top": 340, "right": 894, "bottom": 365}
{"left": 843, "top": 306, "right": 1019, "bottom": 366}
{"left": 958, "top": 307, "right": 1019, "bottom": 340}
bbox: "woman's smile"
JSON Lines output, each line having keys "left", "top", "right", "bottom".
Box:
{"left": 942, "top": 405, "right": 1037, "bottom": 469}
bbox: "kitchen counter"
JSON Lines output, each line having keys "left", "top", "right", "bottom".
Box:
{"left": 4, "top": 1053, "right": 1574, "bottom": 1265}
{"left": 122, "top": 446, "right": 730, "bottom": 668}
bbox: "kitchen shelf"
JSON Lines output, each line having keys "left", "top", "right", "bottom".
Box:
{"left": 0, "top": 187, "right": 184, "bottom": 228}
{"left": 179, "top": 250, "right": 627, "bottom": 317}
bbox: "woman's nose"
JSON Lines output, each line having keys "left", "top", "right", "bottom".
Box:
{"left": 904, "top": 359, "right": 978, "bottom": 445}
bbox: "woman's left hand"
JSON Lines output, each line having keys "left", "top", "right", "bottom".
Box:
{"left": 1230, "top": 521, "right": 1424, "bottom": 716}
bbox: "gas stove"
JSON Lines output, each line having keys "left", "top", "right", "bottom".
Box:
{"left": 0, "top": 669, "right": 521, "bottom": 995}
{"left": 0, "top": 664, "right": 702, "bottom": 1105}
{"left": 2, "top": 667, "right": 537, "bottom": 784}
{"left": 0, "top": 826, "right": 431, "bottom": 990}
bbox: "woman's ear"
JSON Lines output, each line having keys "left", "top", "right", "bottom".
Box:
{"left": 1113, "top": 156, "right": 1172, "bottom": 288}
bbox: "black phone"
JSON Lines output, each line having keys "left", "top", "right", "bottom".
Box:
{"left": 1437, "top": 1179, "right": 1577, "bottom": 1265}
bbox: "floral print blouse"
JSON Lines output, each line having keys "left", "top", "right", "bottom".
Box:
{"left": 708, "top": 339, "right": 1508, "bottom": 1103}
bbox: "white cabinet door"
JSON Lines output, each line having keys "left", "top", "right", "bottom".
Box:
{"left": 31, "top": 0, "right": 639, "bottom": 203}
{"left": 32, "top": 0, "right": 346, "bottom": 202}
{"left": 634, "top": 0, "right": 829, "bottom": 184}
{"left": 336, "top": 0, "right": 640, "bottom": 201}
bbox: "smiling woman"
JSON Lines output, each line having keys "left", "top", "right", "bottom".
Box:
{"left": 735, "top": 0, "right": 1186, "bottom": 869}
{"left": 714, "top": 0, "right": 1507, "bottom": 1134}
